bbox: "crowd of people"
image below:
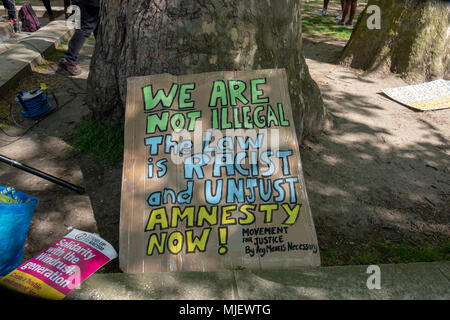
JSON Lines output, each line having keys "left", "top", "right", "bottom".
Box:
{"left": 1, "top": 0, "right": 100, "bottom": 76}
{"left": 317, "top": 0, "right": 358, "bottom": 27}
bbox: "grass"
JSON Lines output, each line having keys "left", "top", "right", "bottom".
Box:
{"left": 0, "top": 122, "right": 9, "bottom": 131}
{"left": 302, "top": 12, "right": 354, "bottom": 40}
{"left": 45, "top": 43, "right": 67, "bottom": 63}
{"left": 71, "top": 119, "right": 124, "bottom": 165}
{"left": 322, "top": 240, "right": 450, "bottom": 266}
{"left": 33, "top": 43, "right": 67, "bottom": 74}
{"left": 301, "top": 0, "right": 368, "bottom": 41}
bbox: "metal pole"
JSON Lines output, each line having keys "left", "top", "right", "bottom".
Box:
{"left": 0, "top": 154, "right": 85, "bottom": 195}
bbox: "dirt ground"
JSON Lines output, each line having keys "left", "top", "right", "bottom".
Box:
{"left": 71, "top": 36, "right": 450, "bottom": 270}
{"left": 1, "top": 6, "right": 448, "bottom": 272}
{"left": 302, "top": 35, "right": 449, "bottom": 258}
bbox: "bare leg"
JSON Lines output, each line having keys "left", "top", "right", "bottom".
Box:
{"left": 340, "top": 0, "right": 350, "bottom": 23}
{"left": 318, "top": 0, "right": 329, "bottom": 15}
{"left": 348, "top": 0, "right": 358, "bottom": 23}
{"left": 335, "top": 0, "right": 344, "bottom": 19}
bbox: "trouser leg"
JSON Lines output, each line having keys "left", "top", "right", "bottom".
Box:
{"left": 63, "top": 4, "right": 99, "bottom": 65}
{"left": 42, "top": 0, "right": 53, "bottom": 16}
{"left": 2, "top": 0, "right": 16, "bottom": 21}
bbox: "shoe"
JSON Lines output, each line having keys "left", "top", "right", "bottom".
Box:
{"left": 317, "top": 9, "right": 327, "bottom": 16}
{"left": 48, "top": 14, "right": 55, "bottom": 22}
{"left": 9, "top": 19, "right": 18, "bottom": 32}
{"left": 58, "top": 58, "right": 81, "bottom": 76}
{"left": 345, "top": 21, "right": 354, "bottom": 27}
{"left": 335, "top": 13, "right": 342, "bottom": 20}
{"left": 336, "top": 20, "right": 345, "bottom": 26}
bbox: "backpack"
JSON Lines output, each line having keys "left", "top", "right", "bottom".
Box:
{"left": 18, "top": 2, "right": 41, "bottom": 32}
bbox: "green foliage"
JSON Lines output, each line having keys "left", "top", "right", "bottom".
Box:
{"left": 32, "top": 44, "right": 68, "bottom": 74}
{"left": 322, "top": 241, "right": 450, "bottom": 266}
{"left": 95, "top": 266, "right": 107, "bottom": 274}
{"left": 45, "top": 44, "right": 68, "bottom": 64}
{"left": 0, "top": 122, "right": 9, "bottom": 131}
{"left": 302, "top": 13, "right": 353, "bottom": 40}
{"left": 71, "top": 119, "right": 124, "bottom": 165}
{"left": 322, "top": 248, "right": 346, "bottom": 266}
{"left": 301, "top": 0, "right": 368, "bottom": 40}
{"left": 372, "top": 242, "right": 449, "bottom": 264}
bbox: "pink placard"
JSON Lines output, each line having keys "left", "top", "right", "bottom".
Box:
{"left": 1, "top": 229, "right": 117, "bottom": 298}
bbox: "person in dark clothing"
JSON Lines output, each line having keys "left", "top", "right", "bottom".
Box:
{"left": 42, "top": 0, "right": 72, "bottom": 21}
{"left": 2, "top": 0, "right": 16, "bottom": 21}
{"left": 2, "top": 0, "right": 17, "bottom": 31}
{"left": 58, "top": 0, "right": 100, "bottom": 76}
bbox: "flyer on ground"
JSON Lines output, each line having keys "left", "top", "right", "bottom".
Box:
{"left": 0, "top": 229, "right": 117, "bottom": 300}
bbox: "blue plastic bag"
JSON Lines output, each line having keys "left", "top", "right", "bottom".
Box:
{"left": 0, "top": 187, "right": 38, "bottom": 276}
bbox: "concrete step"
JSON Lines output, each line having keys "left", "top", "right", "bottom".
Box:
{"left": 0, "top": 19, "right": 74, "bottom": 94}
{"left": 66, "top": 261, "right": 450, "bottom": 300}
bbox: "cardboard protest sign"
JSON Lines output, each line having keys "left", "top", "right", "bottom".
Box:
{"left": 382, "top": 79, "right": 450, "bottom": 111}
{"left": 120, "top": 69, "right": 320, "bottom": 273}
{"left": 0, "top": 229, "right": 117, "bottom": 299}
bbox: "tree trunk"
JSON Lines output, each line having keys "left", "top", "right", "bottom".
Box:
{"left": 87, "top": 0, "right": 326, "bottom": 142}
{"left": 340, "top": 0, "right": 450, "bottom": 83}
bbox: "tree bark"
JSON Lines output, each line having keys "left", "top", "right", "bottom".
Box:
{"left": 87, "top": 0, "right": 326, "bottom": 143}
{"left": 340, "top": 0, "right": 450, "bottom": 83}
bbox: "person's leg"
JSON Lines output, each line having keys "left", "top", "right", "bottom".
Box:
{"left": 42, "top": 0, "right": 53, "bottom": 15}
{"left": 60, "top": 4, "right": 99, "bottom": 74}
{"left": 2, "top": 0, "right": 17, "bottom": 31}
{"left": 338, "top": 0, "right": 350, "bottom": 25}
{"left": 2, "top": 0, "right": 16, "bottom": 21}
{"left": 42, "top": 0, "right": 55, "bottom": 21}
{"left": 347, "top": 0, "right": 358, "bottom": 24}
{"left": 336, "top": 0, "right": 344, "bottom": 20}
{"left": 318, "top": 0, "right": 329, "bottom": 16}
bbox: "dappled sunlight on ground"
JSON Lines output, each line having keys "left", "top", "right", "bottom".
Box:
{"left": 302, "top": 32, "right": 449, "bottom": 263}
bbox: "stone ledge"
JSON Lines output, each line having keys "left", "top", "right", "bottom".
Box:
{"left": 0, "top": 20, "right": 74, "bottom": 94}
{"left": 66, "top": 261, "right": 450, "bottom": 300}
